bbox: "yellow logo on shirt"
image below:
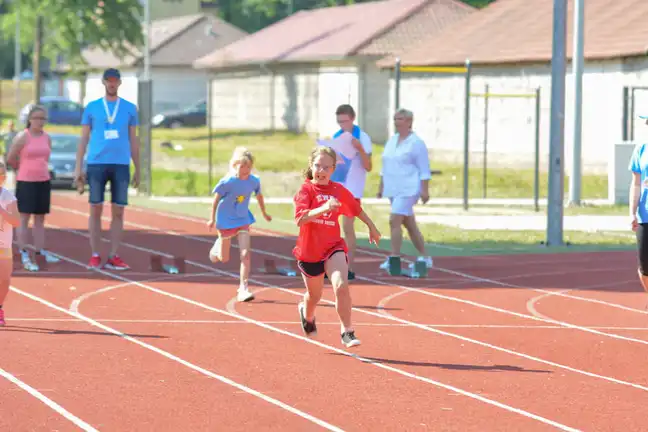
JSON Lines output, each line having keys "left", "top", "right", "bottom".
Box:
{"left": 236, "top": 195, "right": 245, "bottom": 203}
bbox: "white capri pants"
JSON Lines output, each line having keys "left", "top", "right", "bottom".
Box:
{"left": 389, "top": 196, "right": 419, "bottom": 216}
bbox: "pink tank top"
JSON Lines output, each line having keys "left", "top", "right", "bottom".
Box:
{"left": 17, "top": 130, "right": 51, "bottom": 182}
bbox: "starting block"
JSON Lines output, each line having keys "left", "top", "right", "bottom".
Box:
{"left": 34, "top": 253, "right": 48, "bottom": 271}
{"left": 150, "top": 254, "right": 186, "bottom": 274}
{"left": 258, "top": 259, "right": 297, "bottom": 277}
{"left": 386, "top": 256, "right": 428, "bottom": 279}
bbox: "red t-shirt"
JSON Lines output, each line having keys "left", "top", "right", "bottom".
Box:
{"left": 292, "top": 180, "right": 362, "bottom": 263}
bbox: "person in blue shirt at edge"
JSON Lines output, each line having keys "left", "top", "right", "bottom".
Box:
{"left": 330, "top": 104, "right": 373, "bottom": 281}
{"left": 629, "top": 113, "right": 648, "bottom": 297}
{"left": 74, "top": 68, "right": 141, "bottom": 271}
{"left": 207, "top": 146, "right": 272, "bottom": 303}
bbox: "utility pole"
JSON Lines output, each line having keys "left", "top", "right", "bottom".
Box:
{"left": 568, "top": 0, "right": 584, "bottom": 206}
{"left": 546, "top": 0, "right": 567, "bottom": 246}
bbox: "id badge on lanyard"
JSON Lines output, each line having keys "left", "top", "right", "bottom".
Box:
{"left": 103, "top": 97, "right": 120, "bottom": 140}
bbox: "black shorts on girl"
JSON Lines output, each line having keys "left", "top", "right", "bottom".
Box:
{"left": 636, "top": 223, "right": 648, "bottom": 275}
{"left": 297, "top": 249, "right": 347, "bottom": 278}
{"left": 16, "top": 180, "right": 51, "bottom": 214}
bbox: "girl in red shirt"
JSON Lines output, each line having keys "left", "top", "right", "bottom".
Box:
{"left": 293, "top": 146, "right": 381, "bottom": 348}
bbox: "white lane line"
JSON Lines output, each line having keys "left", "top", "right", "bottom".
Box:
{"left": 53, "top": 204, "right": 648, "bottom": 321}
{"left": 10, "top": 285, "right": 345, "bottom": 432}
{"left": 40, "top": 224, "right": 648, "bottom": 396}
{"left": 0, "top": 367, "right": 99, "bottom": 431}
{"left": 18, "top": 242, "right": 579, "bottom": 431}
{"left": 69, "top": 272, "right": 213, "bottom": 314}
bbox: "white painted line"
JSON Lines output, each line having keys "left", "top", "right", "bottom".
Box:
{"left": 54, "top": 203, "right": 648, "bottom": 321}
{"left": 69, "top": 272, "right": 214, "bottom": 314}
{"left": 52, "top": 207, "right": 648, "bottom": 348}
{"left": 526, "top": 290, "right": 572, "bottom": 320}
{"left": 44, "top": 209, "right": 648, "bottom": 382}
{"left": 16, "top": 249, "right": 579, "bottom": 432}
{"left": 0, "top": 366, "right": 99, "bottom": 431}
{"left": 41, "top": 224, "right": 648, "bottom": 396}
{"left": 9, "top": 317, "right": 648, "bottom": 330}
{"left": 10, "top": 286, "right": 345, "bottom": 432}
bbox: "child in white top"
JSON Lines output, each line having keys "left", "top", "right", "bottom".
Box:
{"left": 0, "top": 161, "right": 23, "bottom": 326}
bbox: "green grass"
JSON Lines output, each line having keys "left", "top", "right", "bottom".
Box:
{"left": 12, "top": 116, "right": 608, "bottom": 200}
{"left": 127, "top": 196, "right": 634, "bottom": 258}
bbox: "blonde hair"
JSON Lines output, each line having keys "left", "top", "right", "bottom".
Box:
{"left": 303, "top": 146, "right": 337, "bottom": 180}
{"left": 229, "top": 146, "right": 254, "bottom": 171}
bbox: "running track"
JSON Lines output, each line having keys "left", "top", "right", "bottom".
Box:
{"left": 1, "top": 192, "right": 647, "bottom": 431}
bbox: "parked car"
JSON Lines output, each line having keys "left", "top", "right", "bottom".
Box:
{"left": 48, "top": 133, "right": 86, "bottom": 189}
{"left": 152, "top": 100, "right": 207, "bottom": 128}
{"left": 19, "top": 96, "right": 83, "bottom": 126}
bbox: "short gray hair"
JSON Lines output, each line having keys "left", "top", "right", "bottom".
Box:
{"left": 394, "top": 108, "right": 414, "bottom": 121}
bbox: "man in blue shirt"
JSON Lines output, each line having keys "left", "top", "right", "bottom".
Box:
{"left": 75, "top": 68, "right": 140, "bottom": 270}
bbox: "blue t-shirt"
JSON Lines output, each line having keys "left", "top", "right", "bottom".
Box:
{"left": 213, "top": 174, "right": 262, "bottom": 230}
{"left": 629, "top": 143, "right": 648, "bottom": 223}
{"left": 81, "top": 97, "right": 139, "bottom": 165}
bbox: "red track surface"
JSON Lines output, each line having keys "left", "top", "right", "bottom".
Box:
{"left": 2, "top": 192, "right": 648, "bottom": 431}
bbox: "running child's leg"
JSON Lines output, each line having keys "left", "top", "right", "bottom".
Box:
{"left": 237, "top": 229, "right": 251, "bottom": 287}
{"left": 17, "top": 213, "right": 35, "bottom": 269}
{"left": 297, "top": 267, "right": 325, "bottom": 337}
{"left": 325, "top": 251, "right": 360, "bottom": 347}
{"left": 236, "top": 229, "right": 254, "bottom": 302}
{"left": 209, "top": 234, "right": 232, "bottom": 263}
{"left": 0, "top": 250, "right": 14, "bottom": 325}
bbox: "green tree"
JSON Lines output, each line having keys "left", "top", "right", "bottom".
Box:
{"left": 1, "top": 0, "right": 144, "bottom": 102}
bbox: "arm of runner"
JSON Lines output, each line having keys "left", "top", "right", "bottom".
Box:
{"left": 294, "top": 186, "right": 338, "bottom": 227}
{"left": 630, "top": 172, "right": 641, "bottom": 231}
{"left": 207, "top": 192, "right": 222, "bottom": 230}
{"left": 0, "top": 198, "right": 20, "bottom": 227}
{"left": 6, "top": 131, "right": 26, "bottom": 170}
{"left": 629, "top": 145, "right": 643, "bottom": 231}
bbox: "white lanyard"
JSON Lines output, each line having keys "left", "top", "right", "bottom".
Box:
{"left": 103, "top": 97, "right": 120, "bottom": 124}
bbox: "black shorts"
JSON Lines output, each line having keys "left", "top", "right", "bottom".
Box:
{"left": 637, "top": 224, "right": 648, "bottom": 275}
{"left": 297, "top": 250, "right": 346, "bottom": 278}
{"left": 16, "top": 180, "right": 51, "bottom": 215}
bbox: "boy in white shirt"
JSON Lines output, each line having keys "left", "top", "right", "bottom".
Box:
{"left": 330, "top": 104, "right": 373, "bottom": 280}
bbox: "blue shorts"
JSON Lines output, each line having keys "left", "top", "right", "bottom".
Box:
{"left": 86, "top": 164, "right": 130, "bottom": 206}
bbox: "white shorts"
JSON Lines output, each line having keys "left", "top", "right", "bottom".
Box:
{"left": 389, "top": 196, "right": 419, "bottom": 216}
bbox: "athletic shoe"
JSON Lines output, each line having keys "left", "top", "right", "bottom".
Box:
{"left": 105, "top": 255, "right": 130, "bottom": 271}
{"left": 21, "top": 250, "right": 39, "bottom": 272}
{"left": 237, "top": 285, "right": 254, "bottom": 302}
{"left": 341, "top": 330, "right": 361, "bottom": 348}
{"left": 0, "top": 309, "right": 5, "bottom": 326}
{"left": 298, "top": 302, "right": 317, "bottom": 337}
{"left": 42, "top": 250, "right": 61, "bottom": 264}
{"left": 88, "top": 255, "right": 102, "bottom": 269}
{"left": 379, "top": 257, "right": 390, "bottom": 270}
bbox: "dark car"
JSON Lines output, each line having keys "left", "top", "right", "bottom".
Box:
{"left": 152, "top": 100, "right": 206, "bottom": 128}
{"left": 48, "top": 133, "right": 87, "bottom": 188}
{"left": 19, "top": 96, "right": 83, "bottom": 126}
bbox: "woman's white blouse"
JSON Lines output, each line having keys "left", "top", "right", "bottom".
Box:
{"left": 380, "top": 132, "right": 431, "bottom": 198}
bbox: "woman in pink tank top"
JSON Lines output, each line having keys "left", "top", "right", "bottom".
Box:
{"left": 6, "top": 105, "right": 61, "bottom": 271}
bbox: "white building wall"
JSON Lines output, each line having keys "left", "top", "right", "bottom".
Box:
{"left": 387, "top": 59, "right": 647, "bottom": 174}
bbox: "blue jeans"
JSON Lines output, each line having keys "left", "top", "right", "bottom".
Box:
{"left": 86, "top": 164, "right": 130, "bottom": 206}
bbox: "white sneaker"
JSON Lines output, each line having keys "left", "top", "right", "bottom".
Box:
{"left": 379, "top": 257, "right": 390, "bottom": 270}
{"left": 21, "top": 250, "right": 39, "bottom": 272}
{"left": 237, "top": 286, "right": 254, "bottom": 302}
{"left": 42, "top": 250, "right": 60, "bottom": 264}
